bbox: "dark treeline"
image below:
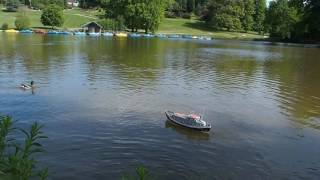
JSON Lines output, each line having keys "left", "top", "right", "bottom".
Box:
{"left": 2, "top": 0, "right": 67, "bottom": 9}
{"left": 265, "top": 0, "right": 320, "bottom": 42}
{"left": 172, "top": 0, "right": 320, "bottom": 43}
{"left": 99, "top": 0, "right": 320, "bottom": 42}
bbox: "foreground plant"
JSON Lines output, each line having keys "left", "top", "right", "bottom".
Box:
{"left": 122, "top": 165, "right": 149, "bottom": 180}
{"left": 0, "top": 115, "right": 48, "bottom": 180}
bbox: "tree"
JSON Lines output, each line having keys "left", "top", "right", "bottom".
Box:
{"left": 41, "top": 4, "right": 64, "bottom": 29}
{"left": 287, "top": 0, "right": 304, "bottom": 40}
{"left": 187, "top": 0, "right": 195, "bottom": 12}
{"left": 79, "top": 0, "right": 101, "bottom": 8}
{"left": 303, "top": 0, "right": 320, "bottom": 40}
{"left": 253, "top": 0, "right": 266, "bottom": 34}
{"left": 143, "top": 0, "right": 167, "bottom": 33}
{"left": 240, "top": 0, "right": 255, "bottom": 32}
{"left": 15, "top": 14, "right": 30, "bottom": 30}
{"left": 265, "top": 0, "right": 299, "bottom": 39}
{"left": 106, "top": 0, "right": 168, "bottom": 33}
{"left": 105, "top": 0, "right": 127, "bottom": 19}
{"left": 202, "top": 0, "right": 242, "bottom": 31}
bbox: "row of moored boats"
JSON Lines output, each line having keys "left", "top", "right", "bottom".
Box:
{"left": 1, "top": 29, "right": 213, "bottom": 40}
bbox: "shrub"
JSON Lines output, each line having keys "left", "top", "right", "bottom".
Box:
{"left": 165, "top": 11, "right": 176, "bottom": 18}
{"left": 195, "top": 5, "right": 202, "bottom": 16}
{"left": 181, "top": 12, "right": 191, "bottom": 19}
{"left": 122, "top": 165, "right": 149, "bottom": 180}
{"left": 41, "top": 4, "right": 64, "bottom": 28}
{"left": 98, "top": 17, "right": 126, "bottom": 31}
{"left": 15, "top": 14, "right": 31, "bottom": 30}
{"left": 0, "top": 115, "right": 48, "bottom": 180}
{"left": 115, "top": 16, "right": 126, "bottom": 31}
{"left": 99, "top": 19, "right": 115, "bottom": 31}
{"left": 1, "top": 23, "right": 9, "bottom": 30}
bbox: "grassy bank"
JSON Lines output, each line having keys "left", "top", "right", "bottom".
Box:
{"left": 0, "top": 5, "right": 267, "bottom": 39}
{"left": 158, "top": 18, "right": 266, "bottom": 39}
{"left": 0, "top": 6, "right": 102, "bottom": 29}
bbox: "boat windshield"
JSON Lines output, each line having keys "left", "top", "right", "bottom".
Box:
{"left": 173, "top": 113, "right": 206, "bottom": 126}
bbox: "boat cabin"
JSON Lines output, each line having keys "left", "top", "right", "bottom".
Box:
{"left": 81, "top": 22, "right": 103, "bottom": 33}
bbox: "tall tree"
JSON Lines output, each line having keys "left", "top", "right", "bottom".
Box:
{"left": 287, "top": 0, "right": 304, "bottom": 40}
{"left": 202, "top": 0, "right": 242, "bottom": 31}
{"left": 265, "top": 0, "right": 299, "bottom": 39}
{"left": 241, "top": 0, "right": 255, "bottom": 32}
{"left": 41, "top": 4, "right": 64, "bottom": 29}
{"left": 303, "top": 0, "right": 320, "bottom": 40}
{"left": 187, "top": 0, "right": 195, "bottom": 12}
{"left": 106, "top": 0, "right": 168, "bottom": 33}
{"left": 253, "top": 0, "right": 266, "bottom": 34}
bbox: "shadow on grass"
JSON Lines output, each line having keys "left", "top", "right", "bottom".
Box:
{"left": 96, "top": 14, "right": 105, "bottom": 19}
{"left": 2, "top": 9, "right": 18, "bottom": 12}
{"left": 182, "top": 21, "right": 216, "bottom": 33}
{"left": 183, "top": 20, "right": 264, "bottom": 38}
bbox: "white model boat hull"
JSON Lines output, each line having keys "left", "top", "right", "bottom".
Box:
{"left": 165, "top": 111, "right": 211, "bottom": 132}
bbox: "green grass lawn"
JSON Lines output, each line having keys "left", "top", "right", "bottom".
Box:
{"left": 0, "top": 6, "right": 102, "bottom": 29}
{"left": 158, "top": 18, "right": 266, "bottom": 39}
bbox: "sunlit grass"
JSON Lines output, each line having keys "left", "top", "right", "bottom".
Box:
{"left": 0, "top": 5, "right": 102, "bottom": 29}
{"left": 0, "top": 5, "right": 266, "bottom": 39}
{"left": 158, "top": 18, "right": 266, "bottom": 39}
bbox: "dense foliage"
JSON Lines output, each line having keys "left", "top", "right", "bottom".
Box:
{"left": 1, "top": 23, "right": 9, "bottom": 30}
{"left": 41, "top": 4, "right": 64, "bottom": 29}
{"left": 3, "top": 0, "right": 67, "bottom": 9}
{"left": 201, "top": 0, "right": 253, "bottom": 31}
{"left": 98, "top": 17, "right": 126, "bottom": 31}
{"left": 79, "top": 0, "right": 102, "bottom": 8}
{"left": 165, "top": 0, "right": 206, "bottom": 18}
{"left": 0, "top": 115, "right": 48, "bottom": 180}
{"left": 265, "top": 0, "right": 320, "bottom": 42}
{"left": 105, "top": 0, "right": 168, "bottom": 33}
{"left": 253, "top": 0, "right": 266, "bottom": 34}
{"left": 15, "top": 14, "right": 31, "bottom": 30}
{"left": 265, "top": 0, "right": 298, "bottom": 39}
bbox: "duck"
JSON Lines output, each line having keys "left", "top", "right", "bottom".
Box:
{"left": 20, "top": 81, "right": 34, "bottom": 90}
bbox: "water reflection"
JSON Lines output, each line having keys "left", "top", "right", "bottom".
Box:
{"left": 165, "top": 120, "right": 210, "bottom": 141}
{"left": 1, "top": 34, "right": 320, "bottom": 127}
{"left": 263, "top": 47, "right": 320, "bottom": 129}
{"left": 1, "top": 34, "right": 320, "bottom": 179}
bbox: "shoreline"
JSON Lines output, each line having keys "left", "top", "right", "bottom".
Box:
{"left": 1, "top": 29, "right": 319, "bottom": 47}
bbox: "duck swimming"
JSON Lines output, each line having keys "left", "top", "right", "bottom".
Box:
{"left": 20, "top": 81, "right": 34, "bottom": 90}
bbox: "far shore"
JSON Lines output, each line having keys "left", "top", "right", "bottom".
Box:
{"left": 0, "top": 5, "right": 267, "bottom": 41}
{"left": 2, "top": 29, "right": 320, "bottom": 47}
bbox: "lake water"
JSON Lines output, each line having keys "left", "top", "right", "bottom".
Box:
{"left": 0, "top": 33, "right": 320, "bottom": 179}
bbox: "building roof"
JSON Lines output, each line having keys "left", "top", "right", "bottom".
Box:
{"left": 81, "top": 21, "right": 103, "bottom": 28}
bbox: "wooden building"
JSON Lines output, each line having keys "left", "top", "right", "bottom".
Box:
{"left": 81, "top": 22, "right": 103, "bottom": 33}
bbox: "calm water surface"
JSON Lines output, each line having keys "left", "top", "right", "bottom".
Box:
{"left": 0, "top": 33, "right": 320, "bottom": 179}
